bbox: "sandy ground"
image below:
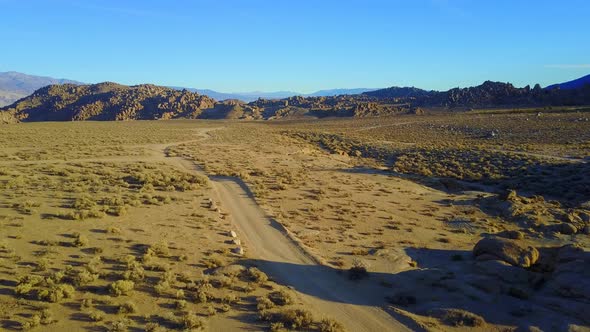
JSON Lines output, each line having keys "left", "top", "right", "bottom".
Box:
{"left": 1, "top": 116, "right": 589, "bottom": 331}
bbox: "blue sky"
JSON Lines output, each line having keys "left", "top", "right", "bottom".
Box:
{"left": 1, "top": 0, "right": 589, "bottom": 93}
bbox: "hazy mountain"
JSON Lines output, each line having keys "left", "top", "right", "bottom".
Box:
{"left": 546, "top": 74, "right": 590, "bottom": 90}
{"left": 171, "top": 87, "right": 376, "bottom": 102}
{"left": 307, "top": 88, "right": 378, "bottom": 97}
{"left": 0, "top": 71, "right": 83, "bottom": 106}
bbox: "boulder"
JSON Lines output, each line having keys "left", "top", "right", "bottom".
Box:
{"left": 473, "top": 237, "right": 539, "bottom": 267}
{"left": 228, "top": 230, "right": 237, "bottom": 238}
{"left": 474, "top": 260, "right": 532, "bottom": 284}
{"left": 556, "top": 223, "right": 577, "bottom": 235}
{"left": 496, "top": 230, "right": 525, "bottom": 240}
{"left": 232, "top": 247, "right": 244, "bottom": 255}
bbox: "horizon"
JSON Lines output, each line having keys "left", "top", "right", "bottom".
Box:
{"left": 2, "top": 0, "right": 590, "bottom": 93}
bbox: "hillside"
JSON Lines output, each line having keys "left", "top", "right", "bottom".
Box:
{"left": 3, "top": 79, "right": 590, "bottom": 123}
{"left": 365, "top": 80, "right": 590, "bottom": 108}
{"left": 1, "top": 82, "right": 216, "bottom": 122}
{"left": 0, "top": 71, "right": 82, "bottom": 106}
{"left": 546, "top": 74, "right": 590, "bottom": 90}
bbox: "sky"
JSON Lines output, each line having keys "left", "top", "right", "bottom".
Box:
{"left": 1, "top": 0, "right": 589, "bottom": 93}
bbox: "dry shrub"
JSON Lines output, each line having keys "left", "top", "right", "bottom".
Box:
{"left": 109, "top": 280, "right": 135, "bottom": 296}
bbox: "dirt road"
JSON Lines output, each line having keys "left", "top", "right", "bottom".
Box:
{"left": 163, "top": 129, "right": 409, "bottom": 331}
{"left": 208, "top": 176, "right": 409, "bottom": 331}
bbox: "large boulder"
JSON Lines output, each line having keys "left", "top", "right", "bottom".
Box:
{"left": 473, "top": 237, "right": 539, "bottom": 267}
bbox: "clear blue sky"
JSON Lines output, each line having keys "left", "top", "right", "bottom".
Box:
{"left": 2, "top": 0, "right": 589, "bottom": 93}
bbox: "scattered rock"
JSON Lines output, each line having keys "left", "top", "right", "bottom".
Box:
{"left": 473, "top": 237, "right": 539, "bottom": 267}
{"left": 500, "top": 189, "right": 519, "bottom": 202}
{"left": 496, "top": 230, "right": 524, "bottom": 240}
{"left": 232, "top": 247, "right": 244, "bottom": 255}
{"left": 555, "top": 223, "right": 577, "bottom": 235}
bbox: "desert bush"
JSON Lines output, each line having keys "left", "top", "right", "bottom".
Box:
{"left": 154, "top": 280, "right": 171, "bottom": 296}
{"left": 349, "top": 259, "right": 369, "bottom": 280}
{"left": 34, "top": 258, "right": 50, "bottom": 272}
{"left": 204, "top": 305, "right": 216, "bottom": 316}
{"left": 268, "top": 290, "right": 293, "bottom": 306}
{"left": 175, "top": 299, "right": 187, "bottom": 310}
{"left": 37, "top": 284, "right": 75, "bottom": 302}
{"left": 149, "top": 242, "right": 170, "bottom": 257}
{"left": 195, "top": 289, "right": 210, "bottom": 304}
{"left": 20, "top": 314, "right": 41, "bottom": 330}
{"left": 81, "top": 298, "right": 93, "bottom": 309}
{"left": 109, "top": 280, "right": 135, "bottom": 296}
{"left": 14, "top": 275, "right": 43, "bottom": 297}
{"left": 118, "top": 301, "right": 138, "bottom": 315}
{"left": 431, "top": 308, "right": 486, "bottom": 327}
{"left": 123, "top": 262, "right": 145, "bottom": 282}
{"left": 108, "top": 319, "right": 131, "bottom": 332}
{"left": 277, "top": 309, "right": 314, "bottom": 330}
{"left": 88, "top": 310, "right": 105, "bottom": 322}
{"left": 257, "top": 297, "right": 275, "bottom": 311}
{"left": 246, "top": 267, "right": 268, "bottom": 284}
{"left": 179, "top": 311, "right": 206, "bottom": 330}
{"left": 203, "top": 256, "right": 224, "bottom": 269}
{"left": 12, "top": 200, "right": 40, "bottom": 215}
{"left": 69, "top": 268, "right": 99, "bottom": 286}
{"left": 40, "top": 309, "right": 55, "bottom": 325}
{"left": 73, "top": 233, "right": 89, "bottom": 247}
{"left": 222, "top": 293, "right": 239, "bottom": 304}
{"left": 318, "top": 318, "right": 346, "bottom": 332}
{"left": 145, "top": 322, "right": 166, "bottom": 332}
{"left": 109, "top": 205, "right": 128, "bottom": 216}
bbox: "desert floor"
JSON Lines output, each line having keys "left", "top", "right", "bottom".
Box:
{"left": 0, "top": 109, "right": 589, "bottom": 331}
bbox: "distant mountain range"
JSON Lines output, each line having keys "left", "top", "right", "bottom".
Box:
{"left": 0, "top": 71, "right": 378, "bottom": 107}
{"left": 169, "top": 87, "right": 378, "bottom": 102}
{"left": 546, "top": 74, "right": 590, "bottom": 90}
{"left": 0, "top": 71, "right": 82, "bottom": 106}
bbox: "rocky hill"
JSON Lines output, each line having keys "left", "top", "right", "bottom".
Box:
{"left": 2, "top": 79, "right": 590, "bottom": 123}
{"left": 1, "top": 82, "right": 216, "bottom": 122}
{"left": 365, "top": 80, "right": 590, "bottom": 108}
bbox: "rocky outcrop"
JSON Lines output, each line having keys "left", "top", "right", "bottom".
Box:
{"left": 0, "top": 82, "right": 217, "bottom": 121}
{"left": 473, "top": 237, "right": 539, "bottom": 267}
